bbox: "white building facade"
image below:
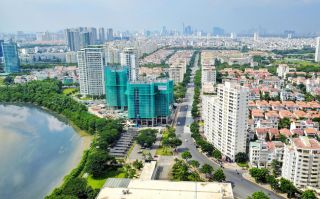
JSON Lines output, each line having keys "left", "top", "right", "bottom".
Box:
{"left": 203, "top": 82, "right": 249, "bottom": 161}
{"left": 201, "top": 65, "right": 216, "bottom": 85}
{"left": 77, "top": 48, "right": 105, "bottom": 96}
{"left": 120, "top": 47, "right": 138, "bottom": 81}
{"left": 315, "top": 37, "right": 320, "bottom": 62}
{"left": 281, "top": 136, "right": 320, "bottom": 189}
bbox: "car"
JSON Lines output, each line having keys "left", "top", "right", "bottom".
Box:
{"left": 185, "top": 139, "right": 188, "bottom": 142}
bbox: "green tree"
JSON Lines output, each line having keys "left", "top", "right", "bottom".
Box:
{"left": 133, "top": 160, "right": 143, "bottom": 170}
{"left": 278, "top": 118, "right": 291, "bottom": 129}
{"left": 181, "top": 151, "right": 192, "bottom": 161}
{"left": 212, "top": 169, "right": 225, "bottom": 182}
{"left": 63, "top": 178, "right": 89, "bottom": 199}
{"left": 136, "top": 129, "right": 157, "bottom": 148}
{"left": 266, "top": 175, "right": 279, "bottom": 191}
{"left": 271, "top": 160, "right": 282, "bottom": 177}
{"left": 85, "top": 149, "right": 114, "bottom": 177}
{"left": 249, "top": 168, "right": 269, "bottom": 183}
{"left": 279, "top": 178, "right": 297, "bottom": 198}
{"left": 247, "top": 191, "right": 270, "bottom": 199}
{"left": 235, "top": 152, "right": 248, "bottom": 163}
{"left": 301, "top": 190, "right": 317, "bottom": 199}
{"left": 212, "top": 149, "right": 222, "bottom": 160}
{"left": 200, "top": 164, "right": 214, "bottom": 174}
{"left": 188, "top": 160, "right": 200, "bottom": 168}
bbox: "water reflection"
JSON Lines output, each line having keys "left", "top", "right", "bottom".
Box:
{"left": 0, "top": 104, "right": 83, "bottom": 199}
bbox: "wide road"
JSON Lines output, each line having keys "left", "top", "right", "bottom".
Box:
{"left": 175, "top": 53, "right": 283, "bottom": 199}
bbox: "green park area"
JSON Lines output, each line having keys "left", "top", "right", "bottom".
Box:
{"left": 87, "top": 169, "right": 126, "bottom": 189}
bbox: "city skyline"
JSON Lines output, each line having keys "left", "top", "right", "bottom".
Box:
{"left": 1, "top": 0, "right": 320, "bottom": 33}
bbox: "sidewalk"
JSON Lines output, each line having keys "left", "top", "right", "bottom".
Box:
{"left": 242, "top": 173, "right": 287, "bottom": 199}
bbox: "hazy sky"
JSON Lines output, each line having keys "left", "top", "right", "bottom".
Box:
{"left": 1, "top": 0, "right": 320, "bottom": 33}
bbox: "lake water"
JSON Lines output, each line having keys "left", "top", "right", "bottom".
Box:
{"left": 0, "top": 104, "right": 85, "bottom": 199}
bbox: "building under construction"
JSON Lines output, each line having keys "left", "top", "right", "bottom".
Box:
{"left": 127, "top": 79, "right": 174, "bottom": 126}
{"left": 104, "top": 65, "right": 129, "bottom": 109}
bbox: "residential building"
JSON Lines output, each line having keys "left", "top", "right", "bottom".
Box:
{"left": 201, "top": 65, "right": 216, "bottom": 84}
{"left": 65, "top": 51, "right": 77, "bottom": 63}
{"left": 88, "top": 27, "right": 97, "bottom": 45}
{"left": 249, "top": 140, "right": 284, "bottom": 168}
{"left": 107, "top": 28, "right": 114, "bottom": 41}
{"left": 127, "top": 79, "right": 173, "bottom": 126}
{"left": 65, "top": 28, "right": 80, "bottom": 51}
{"left": 0, "top": 40, "right": 3, "bottom": 58}
{"left": 120, "top": 47, "right": 138, "bottom": 81}
{"left": 97, "top": 178, "right": 234, "bottom": 199}
{"left": 98, "top": 27, "right": 105, "bottom": 44}
{"left": 1, "top": 41, "right": 20, "bottom": 73}
{"left": 168, "top": 66, "right": 185, "bottom": 84}
{"left": 79, "top": 32, "right": 90, "bottom": 49}
{"left": 281, "top": 136, "right": 320, "bottom": 189}
{"left": 104, "top": 65, "right": 129, "bottom": 109}
{"left": 277, "top": 64, "right": 290, "bottom": 78}
{"left": 315, "top": 37, "right": 320, "bottom": 62}
{"left": 77, "top": 48, "right": 105, "bottom": 96}
{"left": 203, "top": 82, "right": 249, "bottom": 161}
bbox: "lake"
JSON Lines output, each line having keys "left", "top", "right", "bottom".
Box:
{"left": 0, "top": 104, "right": 87, "bottom": 199}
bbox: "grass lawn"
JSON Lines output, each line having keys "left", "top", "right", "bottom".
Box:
{"left": 156, "top": 146, "right": 173, "bottom": 156}
{"left": 87, "top": 169, "right": 126, "bottom": 189}
{"left": 237, "top": 162, "right": 249, "bottom": 168}
{"left": 0, "top": 77, "right": 4, "bottom": 86}
{"left": 63, "top": 88, "right": 77, "bottom": 95}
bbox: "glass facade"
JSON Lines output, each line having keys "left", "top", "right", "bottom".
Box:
{"left": 105, "top": 66, "right": 129, "bottom": 109}
{"left": 1, "top": 41, "right": 20, "bottom": 73}
{"left": 127, "top": 79, "right": 174, "bottom": 121}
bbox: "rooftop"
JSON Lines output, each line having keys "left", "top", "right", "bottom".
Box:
{"left": 97, "top": 178, "right": 234, "bottom": 199}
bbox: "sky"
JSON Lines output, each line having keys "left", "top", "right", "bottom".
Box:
{"left": 1, "top": 0, "right": 320, "bottom": 33}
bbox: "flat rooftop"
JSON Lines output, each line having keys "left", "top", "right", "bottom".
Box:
{"left": 97, "top": 178, "right": 234, "bottom": 199}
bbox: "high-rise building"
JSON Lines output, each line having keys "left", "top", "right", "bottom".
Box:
{"left": 77, "top": 48, "right": 105, "bottom": 96}
{"left": 127, "top": 79, "right": 174, "bottom": 126}
{"left": 315, "top": 37, "right": 320, "bottom": 62}
{"left": 120, "top": 47, "right": 138, "bottom": 81}
{"left": 212, "top": 27, "right": 225, "bottom": 36}
{"left": 203, "top": 82, "right": 249, "bottom": 161}
{"left": 98, "top": 27, "right": 105, "bottom": 44}
{"left": 107, "top": 28, "right": 114, "bottom": 41}
{"left": 79, "top": 32, "right": 90, "bottom": 49}
{"left": 0, "top": 40, "right": 4, "bottom": 58}
{"left": 105, "top": 46, "right": 121, "bottom": 64}
{"left": 65, "top": 29, "right": 80, "bottom": 51}
{"left": 88, "top": 27, "right": 98, "bottom": 45}
{"left": 281, "top": 136, "right": 320, "bottom": 189}
{"left": 201, "top": 66, "right": 216, "bottom": 85}
{"left": 1, "top": 41, "right": 20, "bottom": 73}
{"left": 253, "top": 32, "right": 259, "bottom": 41}
{"left": 104, "top": 65, "right": 129, "bottom": 109}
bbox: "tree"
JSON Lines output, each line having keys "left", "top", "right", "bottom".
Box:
{"left": 133, "top": 160, "right": 143, "bottom": 170}
{"left": 136, "top": 129, "right": 157, "bottom": 148}
{"left": 188, "top": 160, "right": 200, "bottom": 168}
{"left": 85, "top": 149, "right": 114, "bottom": 177}
{"left": 235, "top": 152, "right": 248, "bottom": 163}
{"left": 301, "top": 190, "right": 317, "bottom": 199}
{"left": 247, "top": 191, "right": 270, "bottom": 199}
{"left": 4, "top": 76, "right": 14, "bottom": 85}
{"left": 266, "top": 175, "right": 279, "bottom": 191}
{"left": 122, "top": 164, "right": 137, "bottom": 178}
{"left": 278, "top": 118, "right": 291, "bottom": 129}
{"left": 212, "top": 149, "right": 222, "bottom": 160}
{"left": 63, "top": 178, "right": 89, "bottom": 199}
{"left": 212, "top": 169, "right": 225, "bottom": 182}
{"left": 271, "top": 160, "right": 282, "bottom": 177}
{"left": 265, "top": 133, "right": 270, "bottom": 141}
{"left": 249, "top": 168, "right": 269, "bottom": 183}
{"left": 181, "top": 151, "right": 192, "bottom": 161}
{"left": 171, "top": 159, "right": 189, "bottom": 181}
{"left": 200, "top": 164, "right": 214, "bottom": 174}
{"left": 279, "top": 178, "right": 297, "bottom": 198}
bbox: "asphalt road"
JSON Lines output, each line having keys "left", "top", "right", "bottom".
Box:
{"left": 174, "top": 53, "right": 283, "bottom": 199}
